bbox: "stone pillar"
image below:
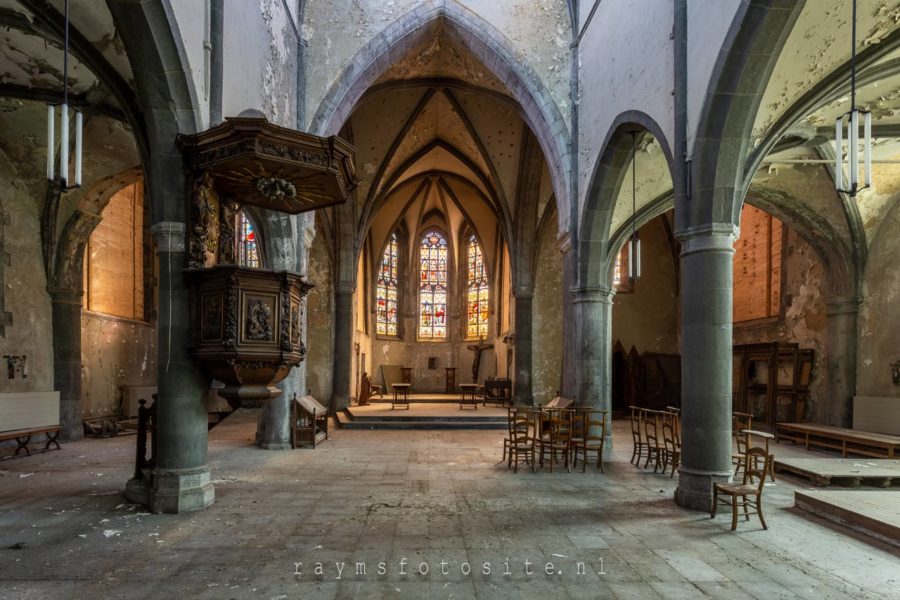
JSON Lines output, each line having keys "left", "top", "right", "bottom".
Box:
{"left": 675, "top": 227, "right": 736, "bottom": 512}
{"left": 513, "top": 288, "right": 534, "bottom": 405}
{"left": 331, "top": 284, "right": 353, "bottom": 412}
{"left": 825, "top": 297, "right": 860, "bottom": 427}
{"left": 257, "top": 215, "right": 313, "bottom": 450}
{"left": 133, "top": 222, "right": 214, "bottom": 513}
{"left": 571, "top": 285, "right": 614, "bottom": 450}
{"left": 50, "top": 288, "right": 83, "bottom": 441}
{"left": 559, "top": 240, "right": 577, "bottom": 398}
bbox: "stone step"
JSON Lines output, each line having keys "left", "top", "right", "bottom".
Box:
{"left": 336, "top": 411, "right": 507, "bottom": 430}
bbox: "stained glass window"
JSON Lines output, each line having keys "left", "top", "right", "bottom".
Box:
{"left": 238, "top": 212, "right": 260, "bottom": 268}
{"left": 466, "top": 235, "right": 489, "bottom": 339}
{"left": 418, "top": 230, "right": 448, "bottom": 339}
{"left": 376, "top": 233, "right": 400, "bottom": 336}
{"left": 612, "top": 244, "right": 631, "bottom": 293}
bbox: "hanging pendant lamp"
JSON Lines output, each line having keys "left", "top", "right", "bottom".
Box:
{"left": 627, "top": 132, "right": 641, "bottom": 282}
{"left": 835, "top": 0, "right": 872, "bottom": 196}
{"left": 47, "top": 0, "right": 83, "bottom": 190}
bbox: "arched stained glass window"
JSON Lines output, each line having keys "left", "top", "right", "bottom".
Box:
{"left": 238, "top": 212, "right": 260, "bottom": 268}
{"left": 466, "top": 235, "right": 489, "bottom": 339}
{"left": 376, "top": 233, "right": 399, "bottom": 336}
{"left": 418, "top": 230, "right": 448, "bottom": 339}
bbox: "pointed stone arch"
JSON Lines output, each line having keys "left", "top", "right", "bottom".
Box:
{"left": 577, "top": 111, "right": 675, "bottom": 290}
{"left": 309, "top": 0, "right": 572, "bottom": 234}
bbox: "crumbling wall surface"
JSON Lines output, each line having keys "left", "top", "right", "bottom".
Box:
{"left": 169, "top": 0, "right": 210, "bottom": 128}
{"left": 532, "top": 212, "right": 563, "bottom": 404}
{"left": 577, "top": 0, "right": 674, "bottom": 214}
{"left": 303, "top": 0, "right": 572, "bottom": 131}
{"left": 306, "top": 221, "right": 334, "bottom": 402}
{"left": 733, "top": 230, "right": 829, "bottom": 419}
{"left": 858, "top": 199, "right": 900, "bottom": 398}
{"left": 222, "top": 0, "right": 298, "bottom": 125}
{"left": 0, "top": 148, "right": 53, "bottom": 395}
{"left": 611, "top": 218, "right": 678, "bottom": 356}
{"left": 80, "top": 313, "right": 157, "bottom": 418}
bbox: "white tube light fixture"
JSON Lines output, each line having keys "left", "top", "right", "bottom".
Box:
{"left": 628, "top": 131, "right": 641, "bottom": 283}
{"left": 46, "top": 0, "right": 83, "bottom": 191}
{"left": 835, "top": 0, "right": 872, "bottom": 196}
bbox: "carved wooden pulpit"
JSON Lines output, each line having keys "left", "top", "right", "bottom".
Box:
{"left": 177, "top": 111, "right": 357, "bottom": 408}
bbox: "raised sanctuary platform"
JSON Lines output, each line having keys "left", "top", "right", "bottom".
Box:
{"left": 775, "top": 457, "right": 900, "bottom": 487}
{"left": 795, "top": 490, "right": 900, "bottom": 549}
{"left": 338, "top": 403, "right": 507, "bottom": 430}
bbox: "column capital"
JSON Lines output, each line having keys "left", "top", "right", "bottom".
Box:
{"left": 570, "top": 285, "right": 615, "bottom": 304}
{"left": 514, "top": 285, "right": 534, "bottom": 299}
{"left": 151, "top": 221, "right": 186, "bottom": 254}
{"left": 335, "top": 283, "right": 354, "bottom": 295}
{"left": 677, "top": 223, "right": 737, "bottom": 256}
{"left": 826, "top": 296, "right": 862, "bottom": 316}
{"left": 47, "top": 286, "right": 83, "bottom": 305}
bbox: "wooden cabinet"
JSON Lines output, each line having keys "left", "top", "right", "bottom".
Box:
{"left": 732, "top": 342, "right": 814, "bottom": 428}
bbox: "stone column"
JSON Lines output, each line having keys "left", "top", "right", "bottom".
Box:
{"left": 138, "top": 222, "right": 214, "bottom": 513}
{"left": 513, "top": 287, "right": 534, "bottom": 405}
{"left": 257, "top": 216, "right": 316, "bottom": 448}
{"left": 559, "top": 240, "right": 577, "bottom": 398}
{"left": 571, "top": 285, "right": 614, "bottom": 450}
{"left": 674, "top": 226, "right": 736, "bottom": 511}
{"left": 825, "top": 297, "right": 860, "bottom": 427}
{"left": 49, "top": 288, "right": 83, "bottom": 441}
{"left": 330, "top": 284, "right": 353, "bottom": 412}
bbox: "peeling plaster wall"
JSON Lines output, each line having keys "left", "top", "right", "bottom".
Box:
{"left": 532, "top": 212, "right": 563, "bottom": 404}
{"left": 858, "top": 200, "right": 900, "bottom": 397}
{"left": 306, "top": 221, "right": 334, "bottom": 402}
{"left": 303, "top": 0, "right": 572, "bottom": 131}
{"left": 753, "top": 0, "right": 900, "bottom": 146}
{"left": 170, "top": 0, "right": 210, "bottom": 129}
{"left": 223, "top": 0, "right": 299, "bottom": 126}
{"left": 611, "top": 218, "right": 678, "bottom": 355}
{"left": 0, "top": 162, "right": 53, "bottom": 395}
{"left": 733, "top": 230, "right": 829, "bottom": 420}
{"left": 577, "top": 0, "right": 674, "bottom": 213}
{"left": 80, "top": 313, "right": 156, "bottom": 418}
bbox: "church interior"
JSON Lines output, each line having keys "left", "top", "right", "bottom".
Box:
{"left": 1, "top": 1, "right": 899, "bottom": 598}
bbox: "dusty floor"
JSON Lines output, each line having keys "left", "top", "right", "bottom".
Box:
{"left": 1, "top": 417, "right": 898, "bottom": 600}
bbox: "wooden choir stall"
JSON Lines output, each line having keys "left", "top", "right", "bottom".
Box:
{"left": 291, "top": 395, "right": 329, "bottom": 448}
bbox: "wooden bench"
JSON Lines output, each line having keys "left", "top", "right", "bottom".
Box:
{"left": 0, "top": 392, "right": 62, "bottom": 457}
{"left": 776, "top": 422, "right": 900, "bottom": 459}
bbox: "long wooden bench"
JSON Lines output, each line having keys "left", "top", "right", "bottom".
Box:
{"left": 0, "top": 392, "right": 62, "bottom": 457}
{"left": 776, "top": 422, "right": 900, "bottom": 459}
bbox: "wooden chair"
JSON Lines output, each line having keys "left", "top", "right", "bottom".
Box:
{"left": 643, "top": 410, "right": 664, "bottom": 472}
{"left": 572, "top": 409, "right": 607, "bottom": 472}
{"left": 629, "top": 406, "right": 647, "bottom": 466}
{"left": 502, "top": 406, "right": 527, "bottom": 464}
{"left": 538, "top": 408, "right": 572, "bottom": 472}
{"left": 741, "top": 429, "right": 777, "bottom": 482}
{"left": 508, "top": 410, "right": 536, "bottom": 473}
{"left": 732, "top": 412, "right": 753, "bottom": 476}
{"left": 711, "top": 447, "right": 773, "bottom": 531}
{"left": 661, "top": 413, "right": 681, "bottom": 478}
{"left": 358, "top": 372, "right": 382, "bottom": 406}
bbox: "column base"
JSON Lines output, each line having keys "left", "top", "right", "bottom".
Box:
{"left": 257, "top": 441, "right": 292, "bottom": 450}
{"left": 674, "top": 466, "right": 732, "bottom": 512}
{"left": 127, "top": 467, "right": 215, "bottom": 514}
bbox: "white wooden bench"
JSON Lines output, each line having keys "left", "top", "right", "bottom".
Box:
{"left": 0, "top": 392, "right": 62, "bottom": 456}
